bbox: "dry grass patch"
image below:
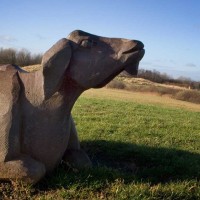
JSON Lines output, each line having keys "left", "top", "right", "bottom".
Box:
{"left": 22, "top": 64, "right": 42, "bottom": 72}
{"left": 83, "top": 88, "right": 200, "bottom": 112}
{"left": 175, "top": 90, "right": 200, "bottom": 104}
{"left": 107, "top": 77, "right": 200, "bottom": 104}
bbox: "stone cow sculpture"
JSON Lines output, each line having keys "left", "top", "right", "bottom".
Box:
{"left": 0, "top": 30, "right": 145, "bottom": 184}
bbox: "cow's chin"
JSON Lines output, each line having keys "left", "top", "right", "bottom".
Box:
{"left": 93, "top": 64, "right": 139, "bottom": 89}
{"left": 93, "top": 67, "right": 124, "bottom": 88}
{"left": 124, "top": 62, "right": 139, "bottom": 76}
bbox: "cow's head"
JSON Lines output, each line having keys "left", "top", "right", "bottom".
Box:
{"left": 42, "top": 30, "right": 145, "bottom": 97}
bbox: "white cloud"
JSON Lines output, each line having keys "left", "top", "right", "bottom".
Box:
{"left": 185, "top": 63, "right": 197, "bottom": 67}
{"left": 35, "top": 34, "right": 46, "bottom": 40}
{"left": 140, "top": 61, "right": 152, "bottom": 66}
{"left": 169, "top": 59, "right": 176, "bottom": 64}
{"left": 0, "top": 35, "right": 17, "bottom": 43}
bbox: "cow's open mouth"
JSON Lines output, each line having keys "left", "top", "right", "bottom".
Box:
{"left": 123, "top": 40, "right": 144, "bottom": 54}
{"left": 124, "top": 49, "right": 145, "bottom": 75}
{"left": 94, "top": 49, "right": 145, "bottom": 88}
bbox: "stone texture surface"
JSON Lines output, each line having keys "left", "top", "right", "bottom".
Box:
{"left": 0, "top": 64, "right": 21, "bottom": 162}
{"left": 0, "top": 30, "right": 144, "bottom": 184}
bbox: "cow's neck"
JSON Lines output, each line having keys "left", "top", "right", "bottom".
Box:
{"left": 58, "top": 76, "right": 84, "bottom": 113}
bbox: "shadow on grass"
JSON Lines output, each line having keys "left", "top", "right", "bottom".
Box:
{"left": 36, "top": 140, "right": 200, "bottom": 191}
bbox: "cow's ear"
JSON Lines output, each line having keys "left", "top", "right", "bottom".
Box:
{"left": 42, "top": 38, "right": 72, "bottom": 99}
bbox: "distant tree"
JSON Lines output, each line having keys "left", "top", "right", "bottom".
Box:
{"left": 137, "top": 68, "right": 200, "bottom": 90}
{"left": 0, "top": 48, "right": 42, "bottom": 66}
{"left": 0, "top": 48, "right": 16, "bottom": 64}
{"left": 177, "top": 76, "right": 192, "bottom": 83}
{"left": 138, "top": 69, "right": 172, "bottom": 83}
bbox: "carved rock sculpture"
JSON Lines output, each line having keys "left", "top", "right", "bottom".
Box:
{"left": 0, "top": 30, "right": 145, "bottom": 184}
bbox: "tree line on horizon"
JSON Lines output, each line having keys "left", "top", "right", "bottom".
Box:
{"left": 137, "top": 69, "right": 200, "bottom": 90}
{"left": 0, "top": 47, "right": 42, "bottom": 67}
{"left": 0, "top": 47, "right": 199, "bottom": 90}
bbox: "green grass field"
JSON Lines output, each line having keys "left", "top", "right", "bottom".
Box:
{"left": 1, "top": 89, "right": 200, "bottom": 199}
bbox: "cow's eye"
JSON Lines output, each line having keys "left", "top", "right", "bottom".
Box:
{"left": 80, "top": 39, "right": 97, "bottom": 48}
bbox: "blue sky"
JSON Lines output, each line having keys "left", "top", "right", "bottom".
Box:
{"left": 1, "top": 0, "right": 200, "bottom": 80}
